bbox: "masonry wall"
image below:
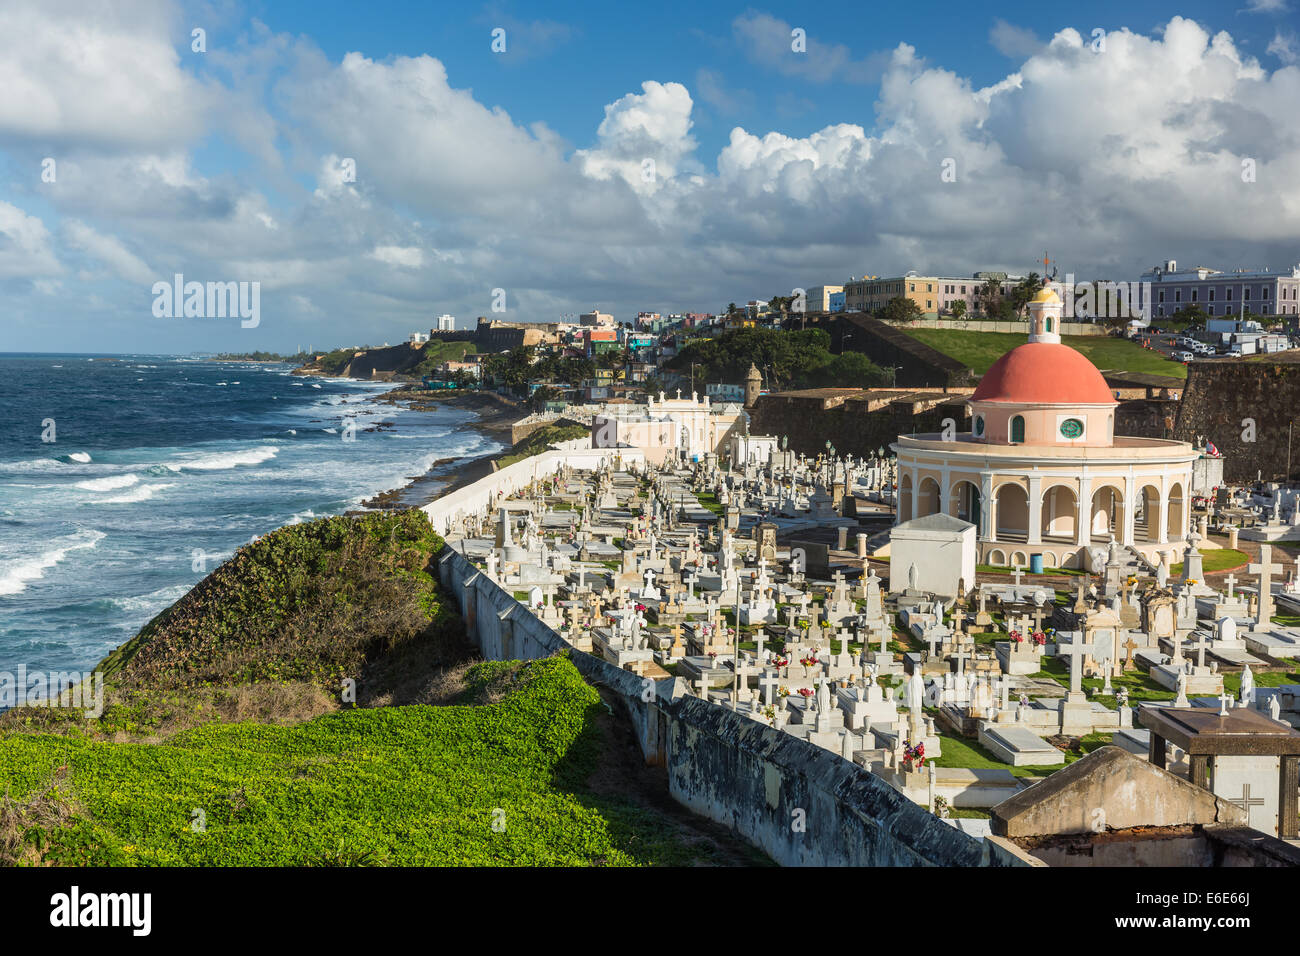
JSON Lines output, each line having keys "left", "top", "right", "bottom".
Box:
{"left": 1174, "top": 359, "right": 1300, "bottom": 482}
{"left": 750, "top": 391, "right": 971, "bottom": 458}
{"left": 435, "top": 547, "right": 993, "bottom": 867}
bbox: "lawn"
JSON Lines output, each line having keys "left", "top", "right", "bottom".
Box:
{"left": 901, "top": 328, "right": 1188, "bottom": 379}
{"left": 931, "top": 726, "right": 1114, "bottom": 779}
{"left": 0, "top": 657, "right": 761, "bottom": 867}
{"left": 1170, "top": 548, "right": 1249, "bottom": 576}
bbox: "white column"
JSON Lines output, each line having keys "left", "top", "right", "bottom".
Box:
{"left": 911, "top": 467, "right": 920, "bottom": 520}
{"left": 1027, "top": 475, "right": 1043, "bottom": 546}
{"left": 1076, "top": 476, "right": 1092, "bottom": 547}
{"left": 1157, "top": 481, "right": 1169, "bottom": 545}
{"left": 1122, "top": 475, "right": 1136, "bottom": 547}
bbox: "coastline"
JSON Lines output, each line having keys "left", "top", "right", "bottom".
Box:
{"left": 358, "top": 385, "right": 523, "bottom": 510}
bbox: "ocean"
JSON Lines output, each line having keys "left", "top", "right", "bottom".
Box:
{"left": 0, "top": 354, "right": 498, "bottom": 676}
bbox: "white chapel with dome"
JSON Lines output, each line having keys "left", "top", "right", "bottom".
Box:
{"left": 891, "top": 286, "right": 1197, "bottom": 570}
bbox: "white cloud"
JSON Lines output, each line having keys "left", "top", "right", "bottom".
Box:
{"left": 731, "top": 11, "right": 890, "bottom": 84}
{"left": 574, "top": 82, "right": 697, "bottom": 195}
{"left": 1268, "top": 29, "right": 1299, "bottom": 63}
{"left": 62, "top": 220, "right": 153, "bottom": 283}
{"left": 369, "top": 246, "right": 425, "bottom": 268}
{"left": 0, "top": 200, "right": 62, "bottom": 279}
{"left": 990, "top": 19, "right": 1044, "bottom": 58}
{"left": 0, "top": 0, "right": 212, "bottom": 150}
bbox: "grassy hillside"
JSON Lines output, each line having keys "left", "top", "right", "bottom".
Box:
{"left": 0, "top": 658, "right": 758, "bottom": 866}
{"left": 97, "top": 509, "right": 455, "bottom": 691}
{"left": 408, "top": 340, "right": 478, "bottom": 379}
{"left": 901, "top": 328, "right": 1188, "bottom": 379}
{"left": 496, "top": 422, "right": 590, "bottom": 468}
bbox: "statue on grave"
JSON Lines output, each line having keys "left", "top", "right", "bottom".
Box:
{"left": 908, "top": 563, "right": 919, "bottom": 591}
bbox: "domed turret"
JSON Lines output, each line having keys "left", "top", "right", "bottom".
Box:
{"left": 1027, "top": 285, "right": 1062, "bottom": 344}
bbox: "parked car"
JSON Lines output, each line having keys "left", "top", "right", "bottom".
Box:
{"left": 1173, "top": 350, "right": 1195, "bottom": 362}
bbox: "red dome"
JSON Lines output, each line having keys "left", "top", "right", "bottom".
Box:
{"left": 972, "top": 343, "right": 1116, "bottom": 405}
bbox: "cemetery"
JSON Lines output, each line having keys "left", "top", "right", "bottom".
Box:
{"left": 420, "top": 309, "right": 1300, "bottom": 867}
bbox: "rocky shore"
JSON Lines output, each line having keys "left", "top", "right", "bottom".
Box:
{"left": 357, "top": 386, "right": 524, "bottom": 510}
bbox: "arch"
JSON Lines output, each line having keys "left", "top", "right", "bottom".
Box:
{"left": 950, "top": 479, "right": 982, "bottom": 533}
{"left": 1040, "top": 483, "right": 1078, "bottom": 541}
{"left": 1040, "top": 550, "right": 1058, "bottom": 567}
{"left": 1010, "top": 550, "right": 1029, "bottom": 567}
{"left": 898, "top": 473, "right": 913, "bottom": 523}
{"left": 1167, "top": 481, "right": 1185, "bottom": 540}
{"left": 1090, "top": 484, "right": 1126, "bottom": 541}
{"left": 1010, "top": 415, "right": 1025, "bottom": 443}
{"left": 1135, "top": 483, "right": 1161, "bottom": 543}
{"left": 988, "top": 549, "right": 1007, "bottom": 567}
{"left": 917, "top": 476, "right": 941, "bottom": 517}
{"left": 995, "top": 482, "right": 1029, "bottom": 541}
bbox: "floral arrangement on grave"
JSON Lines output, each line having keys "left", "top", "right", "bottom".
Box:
{"left": 800, "top": 653, "right": 820, "bottom": 668}
{"left": 773, "top": 655, "right": 790, "bottom": 670}
{"left": 1010, "top": 629, "right": 1023, "bottom": 645}
{"left": 902, "top": 741, "right": 926, "bottom": 772}
{"left": 798, "top": 687, "right": 815, "bottom": 700}
{"left": 779, "top": 686, "right": 791, "bottom": 699}
{"left": 762, "top": 705, "right": 777, "bottom": 726}
{"left": 933, "top": 795, "right": 950, "bottom": 818}
{"left": 1115, "top": 688, "right": 1130, "bottom": 706}
{"left": 1032, "top": 631, "right": 1046, "bottom": 647}
{"left": 635, "top": 603, "right": 647, "bottom": 612}
{"left": 708, "top": 651, "right": 717, "bottom": 662}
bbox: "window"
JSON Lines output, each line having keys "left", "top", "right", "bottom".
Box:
{"left": 1191, "top": 290, "right": 1198, "bottom": 302}
{"left": 1060, "top": 418, "right": 1084, "bottom": 440}
{"left": 1245, "top": 288, "right": 1251, "bottom": 301}
{"left": 1175, "top": 290, "right": 1181, "bottom": 302}
{"left": 1264, "top": 286, "right": 1271, "bottom": 299}
{"left": 1010, "top": 415, "right": 1025, "bottom": 443}
{"left": 1209, "top": 289, "right": 1215, "bottom": 301}
{"left": 1159, "top": 290, "right": 1166, "bottom": 303}
{"left": 974, "top": 415, "right": 985, "bottom": 437}
{"left": 1046, "top": 317, "right": 1054, "bottom": 332}
{"left": 1227, "top": 288, "right": 1233, "bottom": 300}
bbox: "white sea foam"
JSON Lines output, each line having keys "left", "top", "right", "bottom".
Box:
{"left": 164, "top": 446, "right": 279, "bottom": 472}
{"left": 67, "top": 452, "right": 92, "bottom": 463}
{"left": 0, "top": 529, "right": 106, "bottom": 596}
{"left": 75, "top": 474, "right": 141, "bottom": 492}
{"left": 109, "top": 583, "right": 191, "bottom": 617}
{"left": 95, "top": 482, "right": 176, "bottom": 504}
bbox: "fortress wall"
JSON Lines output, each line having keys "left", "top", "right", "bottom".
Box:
{"left": 1174, "top": 360, "right": 1300, "bottom": 482}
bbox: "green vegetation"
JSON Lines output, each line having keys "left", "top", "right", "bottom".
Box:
{"left": 667, "top": 327, "right": 888, "bottom": 390}
{"left": 1029, "top": 655, "right": 1175, "bottom": 706}
{"left": 900, "top": 328, "right": 1188, "bottom": 379}
{"left": 407, "top": 340, "right": 478, "bottom": 380}
{"left": 481, "top": 347, "right": 595, "bottom": 394}
{"left": 213, "top": 351, "right": 307, "bottom": 362}
{"left": 97, "top": 510, "right": 453, "bottom": 692}
{"left": 932, "top": 728, "right": 1113, "bottom": 779}
{"left": 1170, "top": 548, "right": 1248, "bottom": 576}
{"left": 496, "top": 423, "right": 590, "bottom": 468}
{"left": 0, "top": 658, "right": 759, "bottom": 866}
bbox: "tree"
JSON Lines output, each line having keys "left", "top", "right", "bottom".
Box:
{"left": 877, "top": 297, "right": 923, "bottom": 324}
{"left": 528, "top": 385, "right": 562, "bottom": 412}
{"left": 977, "top": 277, "right": 1002, "bottom": 317}
{"left": 949, "top": 299, "right": 967, "bottom": 321}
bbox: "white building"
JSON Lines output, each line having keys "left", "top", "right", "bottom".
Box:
{"left": 436, "top": 314, "right": 456, "bottom": 331}
{"left": 409, "top": 331, "right": 430, "bottom": 344}
{"left": 591, "top": 392, "right": 745, "bottom": 465}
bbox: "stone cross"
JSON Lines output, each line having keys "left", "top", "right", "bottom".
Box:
{"left": 1059, "top": 631, "right": 1098, "bottom": 697}
{"left": 1223, "top": 572, "right": 1237, "bottom": 599}
{"left": 759, "top": 670, "right": 781, "bottom": 707}
{"left": 1190, "top": 629, "right": 1211, "bottom": 669}
{"left": 1248, "top": 544, "right": 1284, "bottom": 631}
{"left": 694, "top": 675, "right": 711, "bottom": 701}
{"left": 1011, "top": 566, "right": 1024, "bottom": 588}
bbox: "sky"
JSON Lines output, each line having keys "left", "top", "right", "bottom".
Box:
{"left": 0, "top": 0, "right": 1297, "bottom": 354}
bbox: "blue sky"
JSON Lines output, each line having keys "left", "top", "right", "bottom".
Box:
{"left": 0, "top": 0, "right": 1297, "bottom": 353}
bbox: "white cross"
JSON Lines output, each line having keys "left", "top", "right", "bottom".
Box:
{"left": 1248, "top": 544, "right": 1284, "bottom": 628}
{"left": 759, "top": 671, "right": 781, "bottom": 706}
{"left": 1059, "top": 631, "right": 1098, "bottom": 696}
{"left": 1223, "top": 572, "right": 1237, "bottom": 599}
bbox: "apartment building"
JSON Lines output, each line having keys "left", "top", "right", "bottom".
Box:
{"left": 1134, "top": 259, "right": 1300, "bottom": 321}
